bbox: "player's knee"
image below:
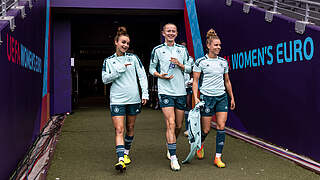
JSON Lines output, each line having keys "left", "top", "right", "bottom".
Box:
{"left": 126, "top": 124, "right": 135, "bottom": 132}
{"left": 175, "top": 123, "right": 182, "bottom": 129}
{"left": 216, "top": 124, "right": 225, "bottom": 130}
{"left": 167, "top": 121, "right": 176, "bottom": 129}
{"left": 202, "top": 128, "right": 210, "bottom": 134}
{"left": 115, "top": 127, "right": 124, "bottom": 135}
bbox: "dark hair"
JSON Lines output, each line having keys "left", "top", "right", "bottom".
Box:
{"left": 206, "top": 28, "right": 220, "bottom": 45}
{"left": 114, "top": 26, "right": 129, "bottom": 42}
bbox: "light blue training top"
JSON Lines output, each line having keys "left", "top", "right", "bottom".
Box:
{"left": 182, "top": 101, "right": 205, "bottom": 164}
{"left": 193, "top": 54, "right": 229, "bottom": 96}
{"left": 102, "top": 53, "right": 149, "bottom": 105}
{"left": 149, "top": 43, "right": 192, "bottom": 96}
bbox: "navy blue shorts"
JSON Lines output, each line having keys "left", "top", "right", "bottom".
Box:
{"left": 200, "top": 93, "right": 228, "bottom": 116}
{"left": 110, "top": 103, "right": 141, "bottom": 117}
{"left": 158, "top": 94, "right": 187, "bottom": 110}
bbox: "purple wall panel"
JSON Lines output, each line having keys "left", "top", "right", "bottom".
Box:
{"left": 0, "top": 0, "right": 47, "bottom": 178}
{"left": 51, "top": 18, "right": 72, "bottom": 115}
{"left": 196, "top": 0, "right": 320, "bottom": 161}
{"left": 51, "top": 0, "right": 184, "bottom": 10}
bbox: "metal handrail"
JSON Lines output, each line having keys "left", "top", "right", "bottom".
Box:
{"left": 295, "top": 0, "right": 320, "bottom": 7}
{"left": 278, "top": 2, "right": 309, "bottom": 12}
{"left": 242, "top": 0, "right": 320, "bottom": 24}
{"left": 1, "top": 0, "right": 18, "bottom": 17}
{"left": 0, "top": 0, "right": 29, "bottom": 33}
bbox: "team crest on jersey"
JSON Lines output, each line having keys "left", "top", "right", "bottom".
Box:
{"left": 162, "top": 51, "right": 166, "bottom": 54}
{"left": 176, "top": 49, "right": 181, "bottom": 54}
{"left": 163, "top": 99, "right": 169, "bottom": 104}
{"left": 220, "top": 62, "right": 224, "bottom": 67}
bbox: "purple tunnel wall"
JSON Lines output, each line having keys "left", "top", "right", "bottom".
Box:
{"left": 196, "top": 0, "right": 320, "bottom": 162}
{"left": 50, "top": 17, "right": 72, "bottom": 115}
{"left": 0, "top": 0, "right": 48, "bottom": 179}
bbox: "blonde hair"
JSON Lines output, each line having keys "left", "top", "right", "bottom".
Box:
{"left": 114, "top": 26, "right": 129, "bottom": 42}
{"left": 162, "top": 23, "right": 177, "bottom": 31}
{"left": 206, "top": 28, "right": 219, "bottom": 45}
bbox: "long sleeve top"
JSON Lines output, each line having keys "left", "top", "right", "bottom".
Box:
{"left": 102, "top": 53, "right": 149, "bottom": 105}
{"left": 149, "top": 43, "right": 192, "bottom": 96}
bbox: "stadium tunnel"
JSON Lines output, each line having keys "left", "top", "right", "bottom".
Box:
{"left": 3, "top": 0, "right": 320, "bottom": 178}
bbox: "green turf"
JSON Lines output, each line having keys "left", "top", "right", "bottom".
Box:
{"left": 47, "top": 106, "right": 319, "bottom": 180}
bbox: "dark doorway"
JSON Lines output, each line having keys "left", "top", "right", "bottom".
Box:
{"left": 64, "top": 9, "right": 185, "bottom": 107}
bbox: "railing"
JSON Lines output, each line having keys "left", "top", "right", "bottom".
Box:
{"left": 235, "top": 0, "right": 320, "bottom": 33}
{"left": 0, "top": 0, "right": 30, "bottom": 33}
{"left": 241, "top": 0, "right": 320, "bottom": 24}
{"left": 1, "top": 0, "right": 18, "bottom": 17}
{"left": 0, "top": 0, "right": 31, "bottom": 44}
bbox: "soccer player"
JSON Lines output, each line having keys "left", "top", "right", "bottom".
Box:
{"left": 180, "top": 42, "right": 194, "bottom": 137}
{"left": 149, "top": 23, "right": 191, "bottom": 171}
{"left": 102, "top": 27, "right": 149, "bottom": 172}
{"left": 192, "top": 28, "right": 235, "bottom": 168}
{"left": 183, "top": 57, "right": 194, "bottom": 137}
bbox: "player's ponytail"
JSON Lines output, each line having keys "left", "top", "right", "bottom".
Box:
{"left": 206, "top": 28, "right": 219, "bottom": 45}
{"left": 114, "top": 26, "right": 129, "bottom": 42}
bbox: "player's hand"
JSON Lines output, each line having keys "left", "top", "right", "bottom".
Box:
{"left": 158, "top": 73, "right": 174, "bottom": 79}
{"left": 194, "top": 97, "right": 200, "bottom": 105}
{"left": 142, "top": 99, "right": 148, "bottom": 105}
{"left": 170, "top": 58, "right": 181, "bottom": 66}
{"left": 230, "top": 98, "right": 235, "bottom": 110}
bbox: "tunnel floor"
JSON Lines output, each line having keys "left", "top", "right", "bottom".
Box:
{"left": 46, "top": 97, "right": 319, "bottom": 180}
